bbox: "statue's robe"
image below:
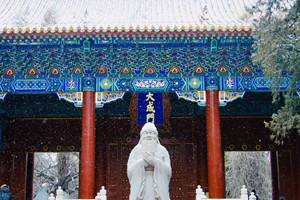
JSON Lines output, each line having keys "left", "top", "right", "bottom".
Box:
{"left": 127, "top": 144, "right": 171, "bottom": 200}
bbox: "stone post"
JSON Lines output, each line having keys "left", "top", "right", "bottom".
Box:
{"left": 240, "top": 185, "right": 248, "bottom": 200}
{"left": 196, "top": 185, "right": 207, "bottom": 200}
{"left": 48, "top": 193, "right": 55, "bottom": 200}
{"left": 56, "top": 187, "right": 64, "bottom": 200}
{"left": 249, "top": 192, "right": 257, "bottom": 200}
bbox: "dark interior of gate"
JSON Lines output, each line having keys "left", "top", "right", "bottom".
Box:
{"left": 0, "top": 92, "right": 299, "bottom": 200}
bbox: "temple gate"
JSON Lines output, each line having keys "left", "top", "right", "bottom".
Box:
{"left": 0, "top": 1, "right": 299, "bottom": 199}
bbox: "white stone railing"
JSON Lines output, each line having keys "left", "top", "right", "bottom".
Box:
{"left": 196, "top": 185, "right": 257, "bottom": 200}
{"left": 49, "top": 185, "right": 256, "bottom": 200}
{"left": 48, "top": 186, "right": 107, "bottom": 200}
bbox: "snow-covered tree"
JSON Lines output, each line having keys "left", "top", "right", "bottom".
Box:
{"left": 248, "top": 0, "right": 300, "bottom": 144}
{"left": 225, "top": 151, "right": 272, "bottom": 200}
{"left": 33, "top": 152, "right": 79, "bottom": 199}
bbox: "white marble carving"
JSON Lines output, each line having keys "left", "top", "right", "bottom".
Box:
{"left": 127, "top": 123, "right": 172, "bottom": 200}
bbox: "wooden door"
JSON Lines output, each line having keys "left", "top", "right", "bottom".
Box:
{"left": 11, "top": 152, "right": 27, "bottom": 200}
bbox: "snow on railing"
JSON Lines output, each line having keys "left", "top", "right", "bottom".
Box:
{"left": 49, "top": 184, "right": 257, "bottom": 200}
{"left": 196, "top": 185, "right": 257, "bottom": 200}
{"left": 48, "top": 186, "right": 107, "bottom": 200}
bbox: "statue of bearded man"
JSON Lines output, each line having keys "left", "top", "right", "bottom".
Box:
{"left": 127, "top": 123, "right": 172, "bottom": 200}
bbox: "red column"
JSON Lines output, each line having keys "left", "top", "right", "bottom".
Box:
{"left": 80, "top": 90, "right": 96, "bottom": 199}
{"left": 206, "top": 89, "right": 225, "bottom": 198}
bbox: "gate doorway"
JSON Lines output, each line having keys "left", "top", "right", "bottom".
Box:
{"left": 225, "top": 151, "right": 272, "bottom": 200}
{"left": 33, "top": 152, "right": 80, "bottom": 199}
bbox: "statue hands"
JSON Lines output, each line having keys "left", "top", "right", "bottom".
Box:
{"left": 143, "top": 152, "right": 156, "bottom": 167}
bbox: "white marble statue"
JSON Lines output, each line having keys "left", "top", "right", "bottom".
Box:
{"left": 127, "top": 122, "right": 172, "bottom": 200}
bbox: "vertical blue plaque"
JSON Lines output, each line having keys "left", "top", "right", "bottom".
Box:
{"left": 138, "top": 92, "right": 163, "bottom": 125}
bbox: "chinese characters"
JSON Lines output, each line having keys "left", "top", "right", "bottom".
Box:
{"left": 146, "top": 92, "right": 155, "bottom": 123}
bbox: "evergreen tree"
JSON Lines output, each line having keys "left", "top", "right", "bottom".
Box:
{"left": 248, "top": 0, "right": 300, "bottom": 144}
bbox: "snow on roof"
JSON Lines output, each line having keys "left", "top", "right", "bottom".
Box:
{"left": 0, "top": 0, "right": 256, "bottom": 34}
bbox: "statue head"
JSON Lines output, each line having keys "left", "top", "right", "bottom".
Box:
{"left": 140, "top": 122, "right": 159, "bottom": 152}
{"left": 141, "top": 122, "right": 158, "bottom": 136}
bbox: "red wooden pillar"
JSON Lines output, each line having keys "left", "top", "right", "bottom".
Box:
{"left": 80, "top": 90, "right": 96, "bottom": 199}
{"left": 206, "top": 89, "right": 225, "bottom": 198}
